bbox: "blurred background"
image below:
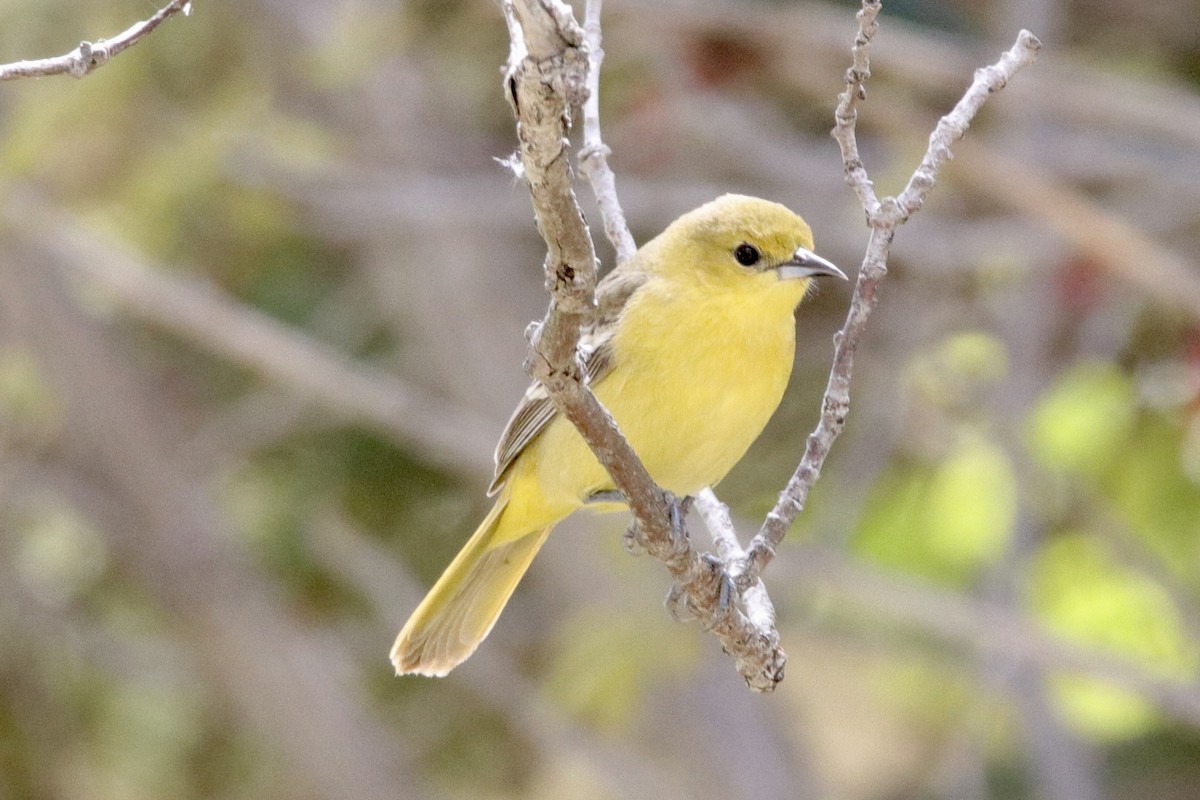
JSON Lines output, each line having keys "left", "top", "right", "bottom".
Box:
{"left": 1, "top": 0, "right": 1199, "bottom": 798}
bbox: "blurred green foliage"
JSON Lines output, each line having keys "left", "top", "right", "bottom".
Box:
{"left": 854, "top": 332, "right": 1018, "bottom": 584}
{"left": 1031, "top": 532, "right": 1198, "bottom": 739}
{"left": 854, "top": 434, "right": 1017, "bottom": 583}
{"left": 2, "top": 1, "right": 1200, "bottom": 799}
{"left": 1027, "top": 361, "right": 1136, "bottom": 479}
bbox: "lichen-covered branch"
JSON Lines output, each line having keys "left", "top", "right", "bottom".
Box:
{"left": 740, "top": 6, "right": 1042, "bottom": 586}
{"left": 503, "top": 0, "right": 658, "bottom": 515}
{"left": 503, "top": 0, "right": 785, "bottom": 691}
{"left": 0, "top": 0, "right": 192, "bottom": 81}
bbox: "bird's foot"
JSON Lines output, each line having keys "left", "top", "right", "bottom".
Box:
{"left": 622, "top": 521, "right": 646, "bottom": 555}
{"left": 665, "top": 582, "right": 694, "bottom": 622}
{"left": 665, "top": 493, "right": 692, "bottom": 555}
{"left": 700, "top": 552, "right": 736, "bottom": 615}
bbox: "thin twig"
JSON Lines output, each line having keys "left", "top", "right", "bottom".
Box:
{"left": 896, "top": 30, "right": 1045, "bottom": 221}
{"left": 0, "top": 0, "right": 192, "bottom": 81}
{"left": 831, "top": 0, "right": 884, "bottom": 217}
{"left": 578, "top": 0, "right": 637, "bottom": 264}
{"left": 740, "top": 11, "right": 1042, "bottom": 586}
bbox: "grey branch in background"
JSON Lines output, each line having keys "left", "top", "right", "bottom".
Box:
{"left": 1, "top": 198, "right": 494, "bottom": 475}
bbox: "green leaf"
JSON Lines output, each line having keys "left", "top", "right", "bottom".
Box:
{"left": 854, "top": 434, "right": 1016, "bottom": 584}
{"left": 1027, "top": 362, "right": 1136, "bottom": 477}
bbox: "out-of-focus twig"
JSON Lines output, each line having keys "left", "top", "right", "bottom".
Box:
{"left": 3, "top": 198, "right": 493, "bottom": 474}
{"left": 0, "top": 229, "right": 420, "bottom": 800}
{"left": 784, "top": 543, "right": 1200, "bottom": 728}
{"left": 947, "top": 137, "right": 1200, "bottom": 319}
{"left": 0, "top": 0, "right": 192, "bottom": 81}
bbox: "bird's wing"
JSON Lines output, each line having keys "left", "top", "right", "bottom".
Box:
{"left": 487, "top": 267, "right": 648, "bottom": 495}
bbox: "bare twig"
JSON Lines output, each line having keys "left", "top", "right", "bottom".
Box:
{"left": 578, "top": 0, "right": 637, "bottom": 264}
{"left": 740, "top": 10, "right": 1042, "bottom": 585}
{"left": 831, "top": 0, "right": 884, "bottom": 217}
{"left": 896, "top": 30, "right": 1045, "bottom": 220}
{"left": 504, "top": 0, "right": 786, "bottom": 691}
{"left": 0, "top": 0, "right": 192, "bottom": 82}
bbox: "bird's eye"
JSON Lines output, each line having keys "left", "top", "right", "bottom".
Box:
{"left": 733, "top": 243, "right": 761, "bottom": 267}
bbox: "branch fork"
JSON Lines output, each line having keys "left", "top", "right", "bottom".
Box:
{"left": 502, "top": 0, "right": 1040, "bottom": 691}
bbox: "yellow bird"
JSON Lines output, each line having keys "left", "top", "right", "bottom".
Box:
{"left": 391, "top": 194, "right": 845, "bottom": 676}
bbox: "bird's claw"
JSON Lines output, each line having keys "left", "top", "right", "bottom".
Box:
{"left": 622, "top": 522, "right": 646, "bottom": 555}
{"left": 666, "top": 493, "right": 691, "bottom": 554}
{"left": 701, "top": 552, "right": 736, "bottom": 614}
{"left": 665, "top": 582, "right": 693, "bottom": 622}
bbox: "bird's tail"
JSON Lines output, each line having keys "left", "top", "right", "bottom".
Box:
{"left": 390, "top": 495, "right": 552, "bottom": 676}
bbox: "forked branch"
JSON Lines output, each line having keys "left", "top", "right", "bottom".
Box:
{"left": 737, "top": 15, "right": 1041, "bottom": 589}
{"left": 502, "top": 0, "right": 1041, "bottom": 691}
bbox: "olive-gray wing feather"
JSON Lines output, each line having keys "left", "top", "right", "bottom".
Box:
{"left": 487, "top": 268, "right": 647, "bottom": 495}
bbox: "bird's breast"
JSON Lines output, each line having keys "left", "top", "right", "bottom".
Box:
{"left": 598, "top": 277, "right": 803, "bottom": 495}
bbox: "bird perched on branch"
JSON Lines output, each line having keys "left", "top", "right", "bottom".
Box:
{"left": 391, "top": 194, "right": 845, "bottom": 676}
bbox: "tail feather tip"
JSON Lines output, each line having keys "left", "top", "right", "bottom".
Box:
{"left": 390, "top": 639, "right": 456, "bottom": 678}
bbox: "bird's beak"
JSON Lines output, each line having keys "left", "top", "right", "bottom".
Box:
{"left": 776, "top": 247, "right": 847, "bottom": 281}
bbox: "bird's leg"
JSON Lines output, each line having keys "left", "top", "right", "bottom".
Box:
{"left": 585, "top": 488, "right": 646, "bottom": 553}
{"left": 585, "top": 489, "right": 625, "bottom": 505}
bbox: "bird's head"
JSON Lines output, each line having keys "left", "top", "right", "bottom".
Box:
{"left": 647, "top": 194, "right": 845, "bottom": 294}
